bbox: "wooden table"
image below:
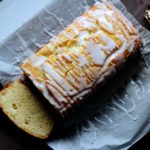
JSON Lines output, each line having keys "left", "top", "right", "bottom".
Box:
{"left": 0, "top": 0, "right": 149, "bottom": 149}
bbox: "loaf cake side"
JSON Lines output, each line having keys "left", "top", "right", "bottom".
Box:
{"left": 0, "top": 80, "right": 54, "bottom": 139}
{"left": 21, "top": 2, "right": 142, "bottom": 117}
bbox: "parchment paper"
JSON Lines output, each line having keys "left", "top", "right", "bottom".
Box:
{"left": 0, "top": 0, "right": 150, "bottom": 150}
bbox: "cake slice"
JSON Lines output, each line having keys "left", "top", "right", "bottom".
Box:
{"left": 0, "top": 80, "right": 54, "bottom": 139}
{"left": 21, "top": 2, "right": 142, "bottom": 117}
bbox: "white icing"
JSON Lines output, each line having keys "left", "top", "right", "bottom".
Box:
{"left": 24, "top": 69, "right": 61, "bottom": 108}
{"left": 103, "top": 35, "right": 128, "bottom": 66}
{"left": 71, "top": 26, "right": 79, "bottom": 35}
{"left": 67, "top": 76, "right": 81, "bottom": 89}
{"left": 61, "top": 30, "right": 73, "bottom": 39}
{"left": 22, "top": 1, "right": 138, "bottom": 114}
{"left": 128, "top": 38, "right": 136, "bottom": 52}
{"left": 94, "top": 117, "right": 108, "bottom": 126}
{"left": 45, "top": 75, "right": 68, "bottom": 97}
{"left": 87, "top": 41, "right": 106, "bottom": 65}
{"left": 43, "top": 27, "right": 56, "bottom": 38}
{"left": 57, "top": 55, "right": 71, "bottom": 70}
{"left": 38, "top": 15, "right": 58, "bottom": 41}
{"left": 31, "top": 55, "right": 46, "bottom": 67}
{"left": 47, "top": 43, "right": 54, "bottom": 52}
{"left": 32, "top": 40, "right": 43, "bottom": 48}
{"left": 42, "top": 62, "right": 77, "bottom": 95}
{"left": 67, "top": 71, "right": 80, "bottom": 88}
{"left": 113, "top": 7, "right": 134, "bottom": 33}
{"left": 78, "top": 31, "right": 89, "bottom": 46}
{"left": 38, "top": 83, "right": 60, "bottom": 108}
{"left": 95, "top": 2, "right": 108, "bottom": 11}
{"left": 99, "top": 17, "right": 114, "bottom": 34}
{"left": 74, "top": 88, "right": 91, "bottom": 99}
{"left": 69, "top": 47, "right": 80, "bottom": 54}
{"left": 55, "top": 61, "right": 66, "bottom": 72}
{"left": 128, "top": 98, "right": 136, "bottom": 113}
{"left": 97, "top": 31, "right": 117, "bottom": 52}
{"left": 89, "top": 9, "right": 114, "bottom": 33}
{"left": 84, "top": 68, "right": 94, "bottom": 81}
{"left": 79, "top": 74, "right": 88, "bottom": 88}
{"left": 62, "top": 54, "right": 72, "bottom": 62}
{"left": 104, "top": 114, "right": 113, "bottom": 123}
{"left": 114, "top": 101, "right": 138, "bottom": 121}
{"left": 76, "top": 16, "right": 96, "bottom": 30}
{"left": 78, "top": 55, "right": 88, "bottom": 67}
{"left": 115, "top": 35, "right": 130, "bottom": 54}
{"left": 44, "top": 8, "right": 65, "bottom": 28}
{"left": 57, "top": 47, "right": 63, "bottom": 53}
{"left": 47, "top": 84, "right": 67, "bottom": 103}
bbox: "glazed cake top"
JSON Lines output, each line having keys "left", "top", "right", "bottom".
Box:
{"left": 22, "top": 2, "right": 141, "bottom": 116}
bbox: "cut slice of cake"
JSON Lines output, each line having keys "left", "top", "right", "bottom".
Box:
{"left": 0, "top": 80, "right": 54, "bottom": 139}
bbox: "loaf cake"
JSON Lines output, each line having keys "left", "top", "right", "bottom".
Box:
{"left": 21, "top": 2, "right": 142, "bottom": 117}
{"left": 0, "top": 80, "right": 54, "bottom": 139}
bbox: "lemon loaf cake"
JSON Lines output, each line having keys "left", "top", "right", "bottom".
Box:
{"left": 0, "top": 80, "right": 54, "bottom": 139}
{"left": 21, "top": 2, "right": 142, "bottom": 117}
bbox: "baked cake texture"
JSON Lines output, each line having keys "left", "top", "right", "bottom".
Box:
{"left": 0, "top": 80, "right": 54, "bottom": 139}
{"left": 21, "top": 2, "right": 142, "bottom": 117}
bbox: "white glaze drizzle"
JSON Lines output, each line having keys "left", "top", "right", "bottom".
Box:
{"left": 131, "top": 79, "right": 141, "bottom": 95}
{"left": 38, "top": 16, "right": 51, "bottom": 31}
{"left": 63, "top": 2, "right": 75, "bottom": 19}
{"left": 71, "top": 25, "right": 79, "bottom": 35}
{"left": 113, "top": 100, "right": 138, "bottom": 121}
{"left": 78, "top": 55, "right": 88, "bottom": 67}
{"left": 97, "top": 11, "right": 114, "bottom": 33}
{"left": 4, "top": 45, "right": 24, "bottom": 66}
{"left": 17, "top": 33, "right": 31, "bottom": 51}
{"left": 38, "top": 16, "right": 57, "bottom": 42}
{"left": 114, "top": 94, "right": 125, "bottom": 105}
{"left": 88, "top": 9, "right": 114, "bottom": 33}
{"left": 115, "top": 94, "right": 136, "bottom": 114}
{"left": 43, "top": 27, "right": 56, "bottom": 38}
{"left": 94, "top": 116, "right": 108, "bottom": 126}
{"left": 67, "top": 76, "right": 81, "bottom": 89}
{"left": 103, "top": 35, "right": 129, "bottom": 67}
{"left": 42, "top": 62, "right": 77, "bottom": 95}
{"left": 44, "top": 8, "right": 65, "bottom": 28}
{"left": 95, "top": 1, "right": 108, "bottom": 11}
{"left": 61, "top": 30, "right": 73, "bottom": 40}
{"left": 128, "top": 98, "right": 136, "bottom": 113}
{"left": 32, "top": 40, "right": 43, "bottom": 48}
{"left": 87, "top": 40, "right": 106, "bottom": 65}
{"left": 74, "top": 88, "right": 91, "bottom": 100}
{"left": 137, "top": 79, "right": 145, "bottom": 93}
{"left": 46, "top": 75, "right": 67, "bottom": 97}
{"left": 61, "top": 54, "right": 72, "bottom": 62}
{"left": 107, "top": 105, "right": 118, "bottom": 112}
{"left": 22, "top": 1, "right": 140, "bottom": 114}
{"left": 104, "top": 114, "right": 113, "bottom": 123}
{"left": 46, "top": 84, "right": 67, "bottom": 104}
{"left": 78, "top": 31, "right": 89, "bottom": 46}
{"left": 76, "top": 16, "right": 96, "bottom": 30}
{"left": 30, "top": 55, "right": 46, "bottom": 67}
{"left": 57, "top": 55, "right": 72, "bottom": 70}
{"left": 97, "top": 30, "right": 117, "bottom": 52}
{"left": 24, "top": 69, "right": 61, "bottom": 108}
